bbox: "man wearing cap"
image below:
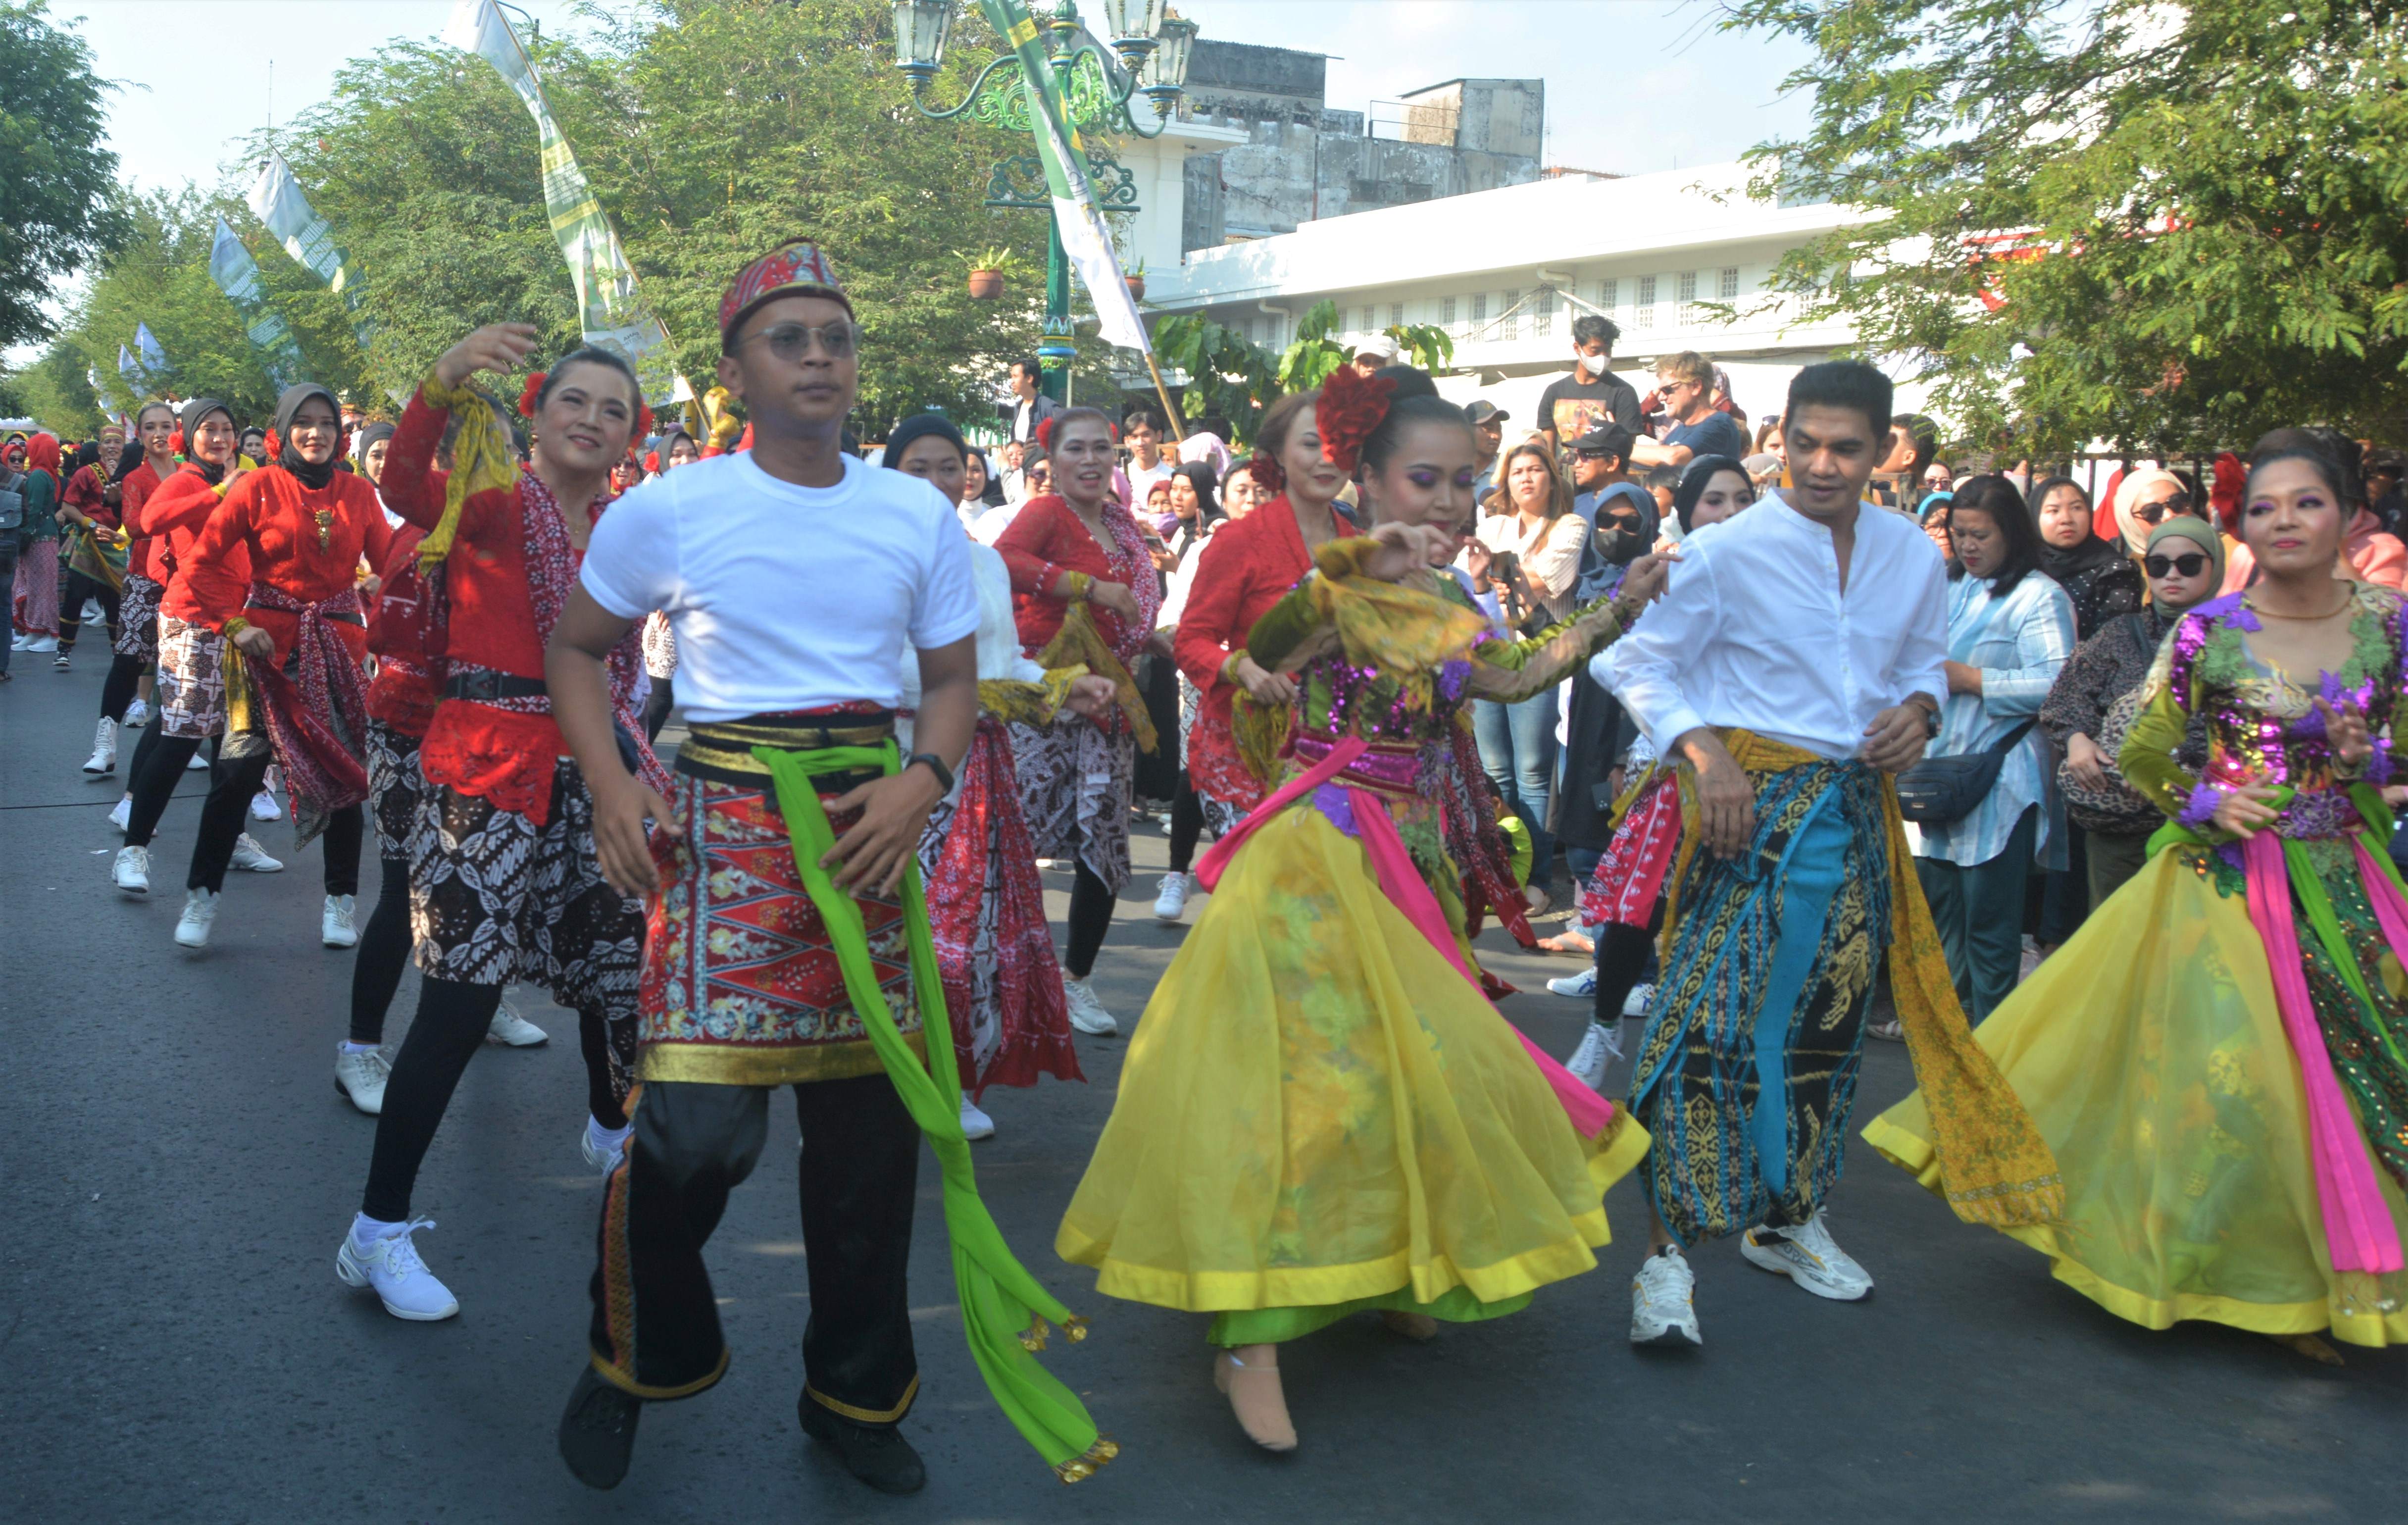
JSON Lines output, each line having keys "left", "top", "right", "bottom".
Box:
{"left": 1465, "top": 399, "right": 1509, "bottom": 502}
{"left": 1350, "top": 331, "right": 1400, "bottom": 377}
{"left": 546, "top": 240, "right": 1113, "bottom": 1496}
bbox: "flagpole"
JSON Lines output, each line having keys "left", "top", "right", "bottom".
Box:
{"left": 1143, "top": 351, "right": 1184, "bottom": 446}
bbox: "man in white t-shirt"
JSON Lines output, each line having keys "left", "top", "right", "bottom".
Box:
{"left": 544, "top": 240, "right": 1006, "bottom": 1498}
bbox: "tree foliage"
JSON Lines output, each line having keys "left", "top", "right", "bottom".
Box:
{"left": 34, "top": 0, "right": 1134, "bottom": 435}
{"left": 1731, "top": 0, "right": 2408, "bottom": 455}
{"left": 1151, "top": 312, "right": 1276, "bottom": 443}
{"left": 0, "top": 2, "right": 128, "bottom": 351}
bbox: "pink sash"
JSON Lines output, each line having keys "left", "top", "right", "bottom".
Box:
{"left": 1196, "top": 738, "right": 1618, "bottom": 1139}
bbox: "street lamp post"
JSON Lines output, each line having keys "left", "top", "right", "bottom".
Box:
{"left": 891, "top": 0, "right": 1198, "bottom": 404}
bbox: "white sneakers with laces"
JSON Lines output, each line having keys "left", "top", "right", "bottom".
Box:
{"left": 83, "top": 716, "right": 116, "bottom": 775}
{"left": 485, "top": 1000, "right": 550, "bottom": 1047}
{"left": 1622, "top": 980, "right": 1657, "bottom": 1018}
{"left": 123, "top": 698, "right": 149, "bottom": 729}
{"left": 185, "top": 747, "right": 211, "bottom": 771}
{"left": 250, "top": 789, "right": 282, "bottom": 822}
{"left": 1739, "top": 1212, "right": 1874, "bottom": 1301}
{"left": 1546, "top": 966, "right": 1598, "bottom": 999}
{"left": 175, "top": 888, "right": 220, "bottom": 948}
{"left": 230, "top": 832, "right": 283, "bottom": 872}
{"left": 1564, "top": 1020, "right": 1617, "bottom": 1091}
{"left": 958, "top": 1092, "right": 996, "bottom": 1140}
{"left": 1630, "top": 1246, "right": 1702, "bottom": 1346}
{"left": 112, "top": 845, "right": 150, "bottom": 895}
{"left": 322, "top": 894, "right": 358, "bottom": 948}
{"left": 335, "top": 1046, "right": 391, "bottom": 1114}
{"left": 108, "top": 795, "right": 132, "bottom": 833}
{"left": 1152, "top": 871, "right": 1189, "bottom": 922}
{"left": 336, "top": 1218, "right": 460, "bottom": 1321}
{"left": 1062, "top": 976, "right": 1118, "bottom": 1036}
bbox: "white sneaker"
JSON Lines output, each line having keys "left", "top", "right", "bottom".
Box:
{"left": 1739, "top": 1212, "right": 1873, "bottom": 1302}
{"left": 1622, "top": 980, "right": 1657, "bottom": 1019}
{"left": 959, "top": 1092, "right": 997, "bottom": 1140}
{"left": 335, "top": 1046, "right": 391, "bottom": 1114}
{"left": 24, "top": 634, "right": 54, "bottom": 653}
{"left": 485, "top": 999, "right": 549, "bottom": 1047}
{"left": 82, "top": 716, "right": 117, "bottom": 775}
{"left": 1063, "top": 976, "right": 1118, "bottom": 1036}
{"left": 250, "top": 789, "right": 281, "bottom": 822}
{"left": 112, "top": 844, "right": 150, "bottom": 894}
{"left": 108, "top": 795, "right": 132, "bottom": 833}
{"left": 81, "top": 597, "right": 103, "bottom": 622}
{"left": 1564, "top": 1020, "right": 1617, "bottom": 1091}
{"left": 123, "top": 698, "right": 149, "bottom": 728}
{"left": 336, "top": 1218, "right": 460, "bottom": 1321}
{"left": 1152, "top": 871, "right": 1189, "bottom": 921}
{"left": 581, "top": 1117, "right": 630, "bottom": 1174}
{"left": 1546, "top": 966, "right": 1598, "bottom": 999}
{"left": 8, "top": 632, "right": 25, "bottom": 650}
{"left": 1035, "top": 857, "right": 1064, "bottom": 870}
{"left": 175, "top": 887, "right": 220, "bottom": 948}
{"left": 230, "top": 832, "right": 283, "bottom": 872}
{"left": 185, "top": 748, "right": 211, "bottom": 771}
{"left": 1630, "top": 1246, "right": 1703, "bottom": 1346}
{"left": 322, "top": 894, "right": 358, "bottom": 948}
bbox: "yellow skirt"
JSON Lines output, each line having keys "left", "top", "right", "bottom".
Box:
{"left": 1056, "top": 804, "right": 1648, "bottom": 1314}
{"left": 1866, "top": 848, "right": 2408, "bottom": 1347}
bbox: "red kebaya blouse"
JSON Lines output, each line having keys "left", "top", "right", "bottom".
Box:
{"left": 169, "top": 464, "right": 393, "bottom": 666}
{"left": 1172, "top": 496, "right": 1354, "bottom": 733}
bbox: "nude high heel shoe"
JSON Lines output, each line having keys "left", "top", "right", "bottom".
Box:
{"left": 1212, "top": 1346, "right": 1297, "bottom": 1453}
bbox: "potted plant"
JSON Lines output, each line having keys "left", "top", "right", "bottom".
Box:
{"left": 1124, "top": 258, "right": 1147, "bottom": 303}
{"left": 961, "top": 245, "right": 1015, "bottom": 301}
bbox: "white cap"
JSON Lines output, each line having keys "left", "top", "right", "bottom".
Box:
{"left": 1352, "top": 333, "right": 1401, "bottom": 362}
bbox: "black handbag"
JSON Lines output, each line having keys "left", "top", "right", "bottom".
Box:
{"left": 1895, "top": 719, "right": 2034, "bottom": 825}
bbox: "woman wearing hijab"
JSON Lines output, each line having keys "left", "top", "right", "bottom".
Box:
{"left": 2037, "top": 515, "right": 2222, "bottom": 908}
{"left": 2032, "top": 476, "right": 2143, "bottom": 641}
{"left": 10, "top": 433, "right": 65, "bottom": 652}
{"left": 880, "top": 411, "right": 1115, "bottom": 1137}
{"left": 165, "top": 383, "right": 395, "bottom": 951}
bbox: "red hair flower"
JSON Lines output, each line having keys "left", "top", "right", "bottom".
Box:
{"left": 517, "top": 371, "right": 548, "bottom": 419}
{"left": 2210, "top": 451, "right": 2245, "bottom": 534}
{"left": 263, "top": 429, "right": 283, "bottom": 461}
{"left": 1248, "top": 454, "right": 1285, "bottom": 495}
{"left": 633, "top": 400, "right": 653, "bottom": 439}
{"left": 1314, "top": 363, "right": 1395, "bottom": 475}
{"left": 643, "top": 451, "right": 660, "bottom": 473}
{"left": 168, "top": 427, "right": 185, "bottom": 456}
{"left": 1035, "top": 415, "right": 1054, "bottom": 451}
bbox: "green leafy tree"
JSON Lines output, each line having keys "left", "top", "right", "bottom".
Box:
{"left": 1151, "top": 312, "right": 1277, "bottom": 443}
{"left": 0, "top": 2, "right": 129, "bottom": 350}
{"left": 1275, "top": 299, "right": 1350, "bottom": 392}
{"left": 1731, "top": 0, "right": 2408, "bottom": 455}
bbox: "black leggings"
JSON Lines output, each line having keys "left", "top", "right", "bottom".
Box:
{"left": 124, "top": 732, "right": 209, "bottom": 848}
{"left": 1591, "top": 908, "right": 1663, "bottom": 1030}
{"left": 1064, "top": 861, "right": 1115, "bottom": 979}
{"left": 349, "top": 858, "right": 413, "bottom": 1046}
{"left": 187, "top": 746, "right": 362, "bottom": 895}
{"left": 360, "top": 975, "right": 626, "bottom": 1221}
{"left": 56, "top": 569, "right": 119, "bottom": 654}
{"left": 1168, "top": 774, "right": 1205, "bottom": 875}
{"left": 100, "top": 652, "right": 145, "bottom": 723}
{"left": 642, "top": 675, "right": 675, "bottom": 743}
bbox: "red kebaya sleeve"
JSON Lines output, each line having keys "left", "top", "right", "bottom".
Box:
{"left": 993, "top": 497, "right": 1066, "bottom": 596}
{"left": 64, "top": 466, "right": 113, "bottom": 528}
{"left": 1172, "top": 520, "right": 1255, "bottom": 692}
{"left": 180, "top": 473, "right": 266, "bottom": 633}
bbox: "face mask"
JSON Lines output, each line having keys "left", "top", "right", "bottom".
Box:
{"left": 1580, "top": 354, "right": 1607, "bottom": 376}
{"left": 1596, "top": 521, "right": 1644, "bottom": 565}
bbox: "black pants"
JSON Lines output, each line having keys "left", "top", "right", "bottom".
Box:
{"left": 187, "top": 745, "right": 361, "bottom": 895}
{"left": 349, "top": 858, "right": 413, "bottom": 1046}
{"left": 1064, "top": 860, "right": 1114, "bottom": 978}
{"left": 642, "top": 676, "right": 675, "bottom": 744}
{"left": 124, "top": 731, "right": 210, "bottom": 848}
{"left": 1168, "top": 774, "right": 1204, "bottom": 875}
{"left": 587, "top": 1074, "right": 920, "bottom": 1417}
{"left": 360, "top": 975, "right": 628, "bottom": 1220}
{"left": 56, "top": 568, "right": 119, "bottom": 654}
{"left": 100, "top": 652, "right": 145, "bottom": 723}
{"left": 1591, "top": 911, "right": 1662, "bottom": 1030}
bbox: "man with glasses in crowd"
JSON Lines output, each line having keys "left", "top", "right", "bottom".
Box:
{"left": 1632, "top": 351, "right": 1749, "bottom": 470}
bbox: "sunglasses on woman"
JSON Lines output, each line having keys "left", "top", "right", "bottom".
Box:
{"left": 2132, "top": 491, "right": 2190, "bottom": 524}
{"left": 2142, "top": 552, "right": 2208, "bottom": 578}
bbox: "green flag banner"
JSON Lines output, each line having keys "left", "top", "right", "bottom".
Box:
{"left": 978, "top": 0, "right": 1149, "bottom": 352}
{"left": 208, "top": 215, "right": 309, "bottom": 392}
{"left": 442, "top": 0, "right": 678, "bottom": 406}
{"left": 248, "top": 151, "right": 374, "bottom": 348}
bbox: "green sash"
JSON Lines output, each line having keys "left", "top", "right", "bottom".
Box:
{"left": 751, "top": 741, "right": 1117, "bottom": 1483}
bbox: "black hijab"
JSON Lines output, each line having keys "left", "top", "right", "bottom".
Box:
{"left": 1670, "top": 455, "right": 1748, "bottom": 535}
{"left": 180, "top": 398, "right": 235, "bottom": 485}
{"left": 273, "top": 383, "right": 343, "bottom": 490}
{"left": 2028, "top": 475, "right": 2121, "bottom": 583}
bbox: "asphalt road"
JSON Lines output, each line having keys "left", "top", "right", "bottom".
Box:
{"left": 2, "top": 658, "right": 2400, "bottom": 1524}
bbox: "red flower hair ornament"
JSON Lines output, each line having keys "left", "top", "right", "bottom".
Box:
{"left": 168, "top": 428, "right": 185, "bottom": 456}
{"left": 1248, "top": 454, "right": 1285, "bottom": 494}
{"left": 1314, "top": 362, "right": 1395, "bottom": 475}
{"left": 264, "top": 429, "right": 282, "bottom": 461}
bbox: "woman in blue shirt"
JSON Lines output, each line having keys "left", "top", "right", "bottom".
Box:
{"left": 1909, "top": 474, "right": 2076, "bottom": 1023}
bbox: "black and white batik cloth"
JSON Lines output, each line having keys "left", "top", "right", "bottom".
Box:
{"left": 1008, "top": 710, "right": 1135, "bottom": 896}
{"left": 364, "top": 721, "right": 423, "bottom": 863}
{"left": 115, "top": 572, "right": 162, "bottom": 663}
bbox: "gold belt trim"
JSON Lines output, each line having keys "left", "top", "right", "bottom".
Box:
{"left": 678, "top": 721, "right": 894, "bottom": 778}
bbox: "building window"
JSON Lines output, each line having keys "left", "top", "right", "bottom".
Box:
{"left": 1470, "top": 293, "right": 1487, "bottom": 328}
{"left": 1636, "top": 275, "right": 1655, "bottom": 328}
{"left": 1442, "top": 295, "right": 1458, "bottom": 334}
{"left": 1600, "top": 278, "right": 1617, "bottom": 314}
{"left": 1534, "top": 289, "right": 1554, "bottom": 338}
{"left": 1720, "top": 266, "right": 1740, "bottom": 302}
{"left": 1362, "top": 305, "right": 1376, "bottom": 334}
{"left": 1676, "top": 270, "right": 1698, "bottom": 327}
{"left": 1391, "top": 302, "right": 1405, "bottom": 328}
{"left": 1502, "top": 289, "right": 1519, "bottom": 341}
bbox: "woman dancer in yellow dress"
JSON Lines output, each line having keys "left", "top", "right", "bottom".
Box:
{"left": 1867, "top": 434, "right": 2408, "bottom": 1357}
{"left": 1056, "top": 366, "right": 1661, "bottom": 1451}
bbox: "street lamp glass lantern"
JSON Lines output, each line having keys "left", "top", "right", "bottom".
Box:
{"left": 1095, "top": 0, "right": 1166, "bottom": 40}
{"left": 890, "top": 0, "right": 953, "bottom": 78}
{"left": 1140, "top": 14, "right": 1196, "bottom": 94}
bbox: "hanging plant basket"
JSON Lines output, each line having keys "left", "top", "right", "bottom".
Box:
{"left": 1124, "top": 273, "right": 1146, "bottom": 302}
{"left": 967, "top": 269, "right": 1004, "bottom": 301}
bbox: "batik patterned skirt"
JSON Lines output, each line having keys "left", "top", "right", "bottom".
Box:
{"left": 1010, "top": 711, "right": 1135, "bottom": 896}
{"left": 919, "top": 715, "right": 1081, "bottom": 1098}
{"left": 365, "top": 720, "right": 422, "bottom": 863}
{"left": 155, "top": 614, "right": 228, "bottom": 738}
{"left": 115, "top": 572, "right": 161, "bottom": 662}
{"left": 1576, "top": 769, "right": 1681, "bottom": 929}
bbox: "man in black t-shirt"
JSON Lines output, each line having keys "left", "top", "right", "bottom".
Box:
{"left": 1537, "top": 314, "right": 1644, "bottom": 455}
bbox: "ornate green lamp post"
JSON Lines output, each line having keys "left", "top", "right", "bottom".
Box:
{"left": 891, "top": 0, "right": 1199, "bottom": 403}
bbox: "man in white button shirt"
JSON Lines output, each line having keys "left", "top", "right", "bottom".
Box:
{"left": 1602, "top": 361, "right": 1951, "bottom": 1346}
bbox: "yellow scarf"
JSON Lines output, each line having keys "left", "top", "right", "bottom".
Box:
{"left": 414, "top": 374, "right": 521, "bottom": 572}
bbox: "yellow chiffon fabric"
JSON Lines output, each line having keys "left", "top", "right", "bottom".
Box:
{"left": 1056, "top": 804, "right": 1649, "bottom": 1314}
{"left": 1865, "top": 848, "right": 2408, "bottom": 1346}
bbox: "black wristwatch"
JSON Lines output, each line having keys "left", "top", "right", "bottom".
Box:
{"left": 904, "top": 751, "right": 955, "bottom": 795}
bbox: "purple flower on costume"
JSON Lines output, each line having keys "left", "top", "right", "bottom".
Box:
{"left": 2180, "top": 782, "right": 2226, "bottom": 832}
{"left": 1311, "top": 782, "right": 1359, "bottom": 837}
{"left": 1437, "top": 659, "right": 1471, "bottom": 702}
